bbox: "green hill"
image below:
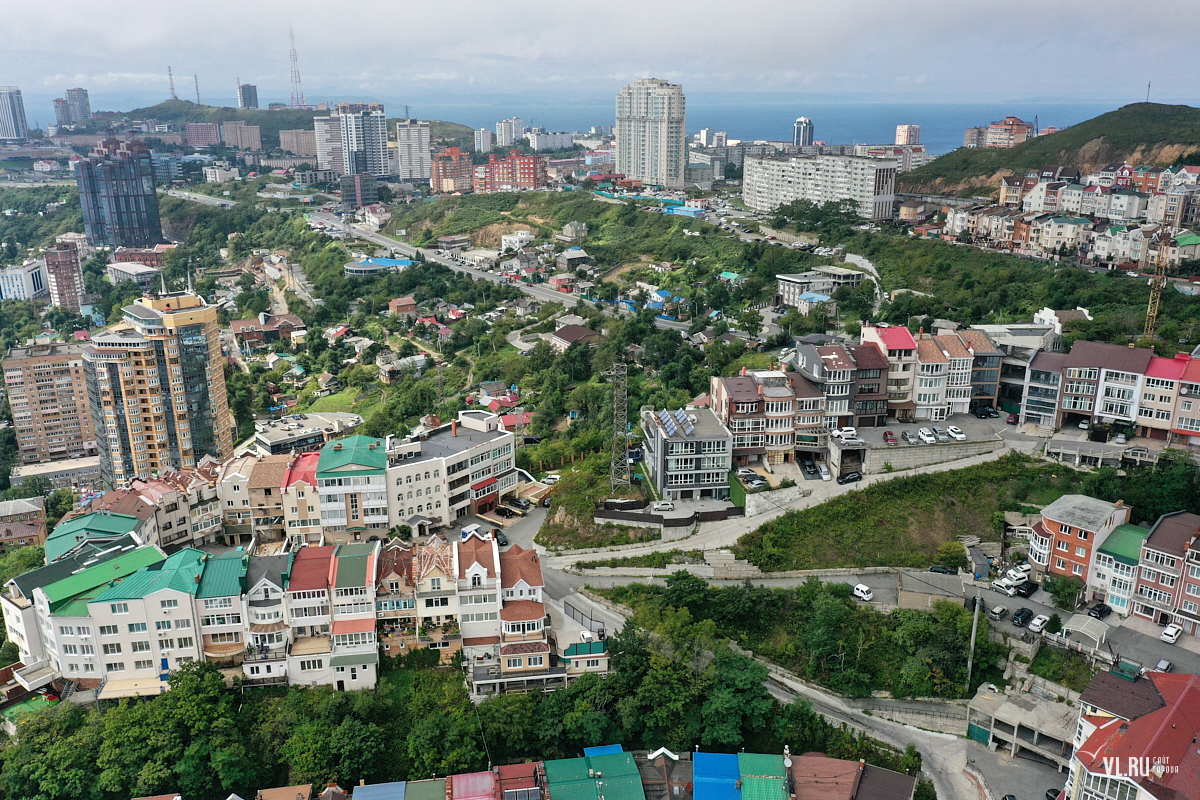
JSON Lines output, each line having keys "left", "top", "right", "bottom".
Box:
{"left": 899, "top": 102, "right": 1200, "bottom": 195}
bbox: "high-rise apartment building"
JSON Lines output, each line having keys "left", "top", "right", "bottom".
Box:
{"left": 895, "top": 124, "right": 920, "bottom": 145}
{"left": 314, "top": 116, "right": 344, "bottom": 174}
{"left": 84, "top": 290, "right": 234, "bottom": 489}
{"left": 615, "top": 79, "right": 686, "bottom": 189}
{"left": 394, "top": 119, "right": 432, "bottom": 181}
{"left": 184, "top": 122, "right": 222, "bottom": 147}
{"left": 221, "top": 120, "right": 262, "bottom": 151}
{"left": 986, "top": 116, "right": 1034, "bottom": 148}
{"left": 53, "top": 98, "right": 71, "bottom": 127}
{"left": 743, "top": 153, "right": 898, "bottom": 220}
{"left": 793, "top": 117, "right": 814, "bottom": 147}
{"left": 340, "top": 107, "right": 389, "bottom": 176}
{"left": 495, "top": 118, "right": 525, "bottom": 148}
{"left": 236, "top": 83, "right": 258, "bottom": 110}
{"left": 65, "top": 88, "right": 91, "bottom": 123}
{"left": 340, "top": 173, "right": 379, "bottom": 210}
{"left": 431, "top": 147, "right": 473, "bottom": 193}
{"left": 2, "top": 342, "right": 98, "bottom": 466}
{"left": 0, "top": 87, "right": 29, "bottom": 142}
{"left": 74, "top": 140, "right": 163, "bottom": 248}
{"left": 474, "top": 128, "right": 495, "bottom": 152}
{"left": 280, "top": 129, "right": 318, "bottom": 157}
{"left": 44, "top": 242, "right": 85, "bottom": 312}
{"left": 472, "top": 151, "right": 547, "bottom": 193}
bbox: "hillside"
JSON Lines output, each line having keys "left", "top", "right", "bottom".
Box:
{"left": 899, "top": 102, "right": 1200, "bottom": 194}
{"left": 429, "top": 120, "right": 477, "bottom": 149}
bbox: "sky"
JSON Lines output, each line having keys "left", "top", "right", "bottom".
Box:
{"left": 7, "top": 0, "right": 1198, "bottom": 127}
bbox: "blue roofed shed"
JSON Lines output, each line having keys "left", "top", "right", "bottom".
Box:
{"left": 354, "top": 782, "right": 406, "bottom": 800}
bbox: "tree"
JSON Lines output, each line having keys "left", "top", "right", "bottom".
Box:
{"left": 934, "top": 541, "right": 969, "bottom": 570}
{"left": 737, "top": 309, "right": 763, "bottom": 338}
{"left": 1045, "top": 613, "right": 1063, "bottom": 635}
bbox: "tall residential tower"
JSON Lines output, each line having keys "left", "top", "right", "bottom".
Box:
{"left": 615, "top": 78, "right": 686, "bottom": 189}
{"left": 793, "top": 117, "right": 814, "bottom": 147}
{"left": 84, "top": 290, "right": 234, "bottom": 489}
{"left": 339, "top": 104, "right": 388, "bottom": 177}
{"left": 73, "top": 140, "right": 163, "bottom": 248}
{"left": 0, "top": 88, "right": 29, "bottom": 142}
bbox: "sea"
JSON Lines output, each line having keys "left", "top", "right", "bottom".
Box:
{"left": 27, "top": 89, "right": 1125, "bottom": 156}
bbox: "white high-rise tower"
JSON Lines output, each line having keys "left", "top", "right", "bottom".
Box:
{"left": 615, "top": 79, "right": 686, "bottom": 189}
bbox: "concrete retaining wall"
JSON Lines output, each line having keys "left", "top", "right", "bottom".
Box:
{"left": 744, "top": 485, "right": 813, "bottom": 516}
{"left": 578, "top": 564, "right": 717, "bottom": 579}
{"left": 864, "top": 438, "right": 1003, "bottom": 474}
{"left": 591, "top": 515, "right": 696, "bottom": 538}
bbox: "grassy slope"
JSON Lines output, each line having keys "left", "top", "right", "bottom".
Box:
{"left": 732, "top": 455, "right": 1084, "bottom": 571}
{"left": 97, "top": 100, "right": 322, "bottom": 151}
{"left": 429, "top": 121, "right": 477, "bottom": 149}
{"left": 899, "top": 102, "right": 1200, "bottom": 193}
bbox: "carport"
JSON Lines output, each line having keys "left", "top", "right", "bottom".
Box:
{"left": 1062, "top": 613, "right": 1109, "bottom": 645}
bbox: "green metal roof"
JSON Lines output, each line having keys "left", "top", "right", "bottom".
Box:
{"left": 197, "top": 553, "right": 247, "bottom": 598}
{"left": 1174, "top": 233, "right": 1200, "bottom": 248}
{"left": 544, "top": 758, "right": 591, "bottom": 784}
{"left": 405, "top": 780, "right": 446, "bottom": 800}
{"left": 316, "top": 435, "right": 387, "bottom": 477}
{"left": 91, "top": 548, "right": 207, "bottom": 603}
{"left": 45, "top": 512, "right": 143, "bottom": 563}
{"left": 1098, "top": 523, "right": 1150, "bottom": 566}
{"left": 738, "top": 777, "right": 787, "bottom": 800}
{"left": 334, "top": 549, "right": 370, "bottom": 589}
{"left": 563, "top": 640, "right": 608, "bottom": 658}
{"left": 543, "top": 752, "right": 643, "bottom": 800}
{"left": 330, "top": 652, "right": 379, "bottom": 667}
{"left": 588, "top": 752, "right": 639, "bottom": 778}
{"left": 738, "top": 753, "right": 785, "bottom": 777}
{"left": 41, "top": 547, "right": 165, "bottom": 611}
{"left": 52, "top": 597, "right": 94, "bottom": 618}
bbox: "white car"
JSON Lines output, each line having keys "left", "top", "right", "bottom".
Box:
{"left": 1079, "top": 419, "right": 1091, "bottom": 430}
{"left": 1161, "top": 623, "right": 1183, "bottom": 644}
{"left": 946, "top": 425, "right": 966, "bottom": 441}
{"left": 818, "top": 464, "right": 831, "bottom": 481}
{"left": 652, "top": 501, "right": 675, "bottom": 513}
{"left": 917, "top": 428, "right": 937, "bottom": 444}
{"left": 542, "top": 474, "right": 562, "bottom": 485}
{"left": 1006, "top": 564, "right": 1032, "bottom": 583}
{"left": 850, "top": 583, "right": 874, "bottom": 601}
{"left": 1028, "top": 614, "right": 1050, "bottom": 633}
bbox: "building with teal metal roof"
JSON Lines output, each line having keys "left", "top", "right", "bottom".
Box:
{"left": 91, "top": 548, "right": 207, "bottom": 602}
{"left": 1095, "top": 523, "right": 1149, "bottom": 615}
{"left": 44, "top": 511, "right": 145, "bottom": 563}
{"left": 196, "top": 552, "right": 247, "bottom": 599}
{"left": 736, "top": 753, "right": 787, "bottom": 800}
{"left": 316, "top": 435, "right": 388, "bottom": 476}
{"left": 41, "top": 546, "right": 165, "bottom": 612}
{"left": 543, "top": 749, "right": 645, "bottom": 800}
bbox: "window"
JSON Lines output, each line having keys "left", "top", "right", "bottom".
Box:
{"left": 585, "top": 659, "right": 601, "bottom": 669}
{"left": 110, "top": 603, "right": 129, "bottom": 615}
{"left": 300, "top": 659, "right": 323, "bottom": 671}
{"left": 130, "top": 641, "right": 151, "bottom": 653}
{"left": 105, "top": 662, "right": 125, "bottom": 673}
{"left": 209, "top": 632, "right": 241, "bottom": 644}
{"left": 83, "top": 663, "right": 95, "bottom": 673}
{"left": 201, "top": 614, "right": 242, "bottom": 627}
{"left": 176, "top": 637, "right": 193, "bottom": 649}
{"left": 507, "top": 657, "right": 523, "bottom": 669}
{"left": 158, "top": 639, "right": 174, "bottom": 651}
{"left": 1055, "top": 558, "right": 1066, "bottom": 570}
{"left": 102, "top": 643, "right": 123, "bottom": 656}
{"left": 1076, "top": 546, "right": 1087, "bottom": 557}
{"left": 134, "top": 660, "right": 154, "bottom": 670}
{"left": 1072, "top": 564, "right": 1083, "bottom": 575}
{"left": 160, "top": 599, "right": 178, "bottom": 610}
{"left": 528, "top": 655, "right": 544, "bottom": 667}
{"left": 99, "top": 625, "right": 119, "bottom": 636}
{"left": 203, "top": 598, "right": 232, "bottom": 610}
{"left": 62, "top": 644, "right": 78, "bottom": 655}
{"left": 1056, "top": 540, "right": 1069, "bottom": 551}
{"left": 58, "top": 625, "right": 74, "bottom": 637}
{"left": 156, "top": 620, "right": 172, "bottom": 631}
{"left": 128, "top": 623, "right": 147, "bottom": 633}
{"left": 429, "top": 641, "right": 449, "bottom": 649}
{"left": 430, "top": 577, "right": 442, "bottom": 591}
{"left": 425, "top": 597, "right": 449, "bottom": 608}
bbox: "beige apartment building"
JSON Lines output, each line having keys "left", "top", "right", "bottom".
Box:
{"left": 83, "top": 290, "right": 234, "bottom": 490}
{"left": 2, "top": 342, "right": 98, "bottom": 466}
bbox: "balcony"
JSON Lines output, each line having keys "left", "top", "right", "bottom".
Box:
{"left": 419, "top": 621, "right": 461, "bottom": 642}
{"left": 501, "top": 629, "right": 546, "bottom": 644}
{"left": 14, "top": 658, "right": 57, "bottom": 691}
{"left": 243, "top": 646, "right": 288, "bottom": 663}
{"left": 290, "top": 635, "right": 331, "bottom": 656}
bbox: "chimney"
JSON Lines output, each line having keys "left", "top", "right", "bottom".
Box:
{"left": 741, "top": 366, "right": 747, "bottom": 376}
{"left": 452, "top": 420, "right": 458, "bottom": 436}
{"left": 919, "top": 326, "right": 924, "bottom": 338}
{"left": 1128, "top": 343, "right": 1135, "bottom": 348}
{"left": 333, "top": 443, "right": 342, "bottom": 450}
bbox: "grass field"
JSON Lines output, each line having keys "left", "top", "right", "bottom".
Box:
{"left": 304, "top": 386, "right": 383, "bottom": 417}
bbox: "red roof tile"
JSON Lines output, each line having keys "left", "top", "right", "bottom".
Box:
{"left": 499, "top": 545, "right": 544, "bottom": 589}
{"left": 289, "top": 546, "right": 335, "bottom": 591}
{"left": 499, "top": 600, "right": 544, "bottom": 621}
{"left": 1146, "top": 355, "right": 1189, "bottom": 380}
{"left": 869, "top": 325, "right": 917, "bottom": 351}
{"left": 330, "top": 617, "right": 375, "bottom": 634}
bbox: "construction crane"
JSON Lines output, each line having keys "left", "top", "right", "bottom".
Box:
{"left": 168, "top": 66, "right": 178, "bottom": 101}
{"left": 601, "top": 362, "right": 630, "bottom": 489}
{"left": 1144, "top": 234, "right": 1169, "bottom": 339}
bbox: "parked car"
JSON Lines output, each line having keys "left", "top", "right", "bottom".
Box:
{"left": 1006, "top": 563, "right": 1032, "bottom": 582}
{"left": 652, "top": 501, "right": 675, "bottom": 512}
{"left": 849, "top": 583, "right": 874, "bottom": 601}
{"left": 1161, "top": 623, "right": 1183, "bottom": 643}
{"left": 737, "top": 467, "right": 758, "bottom": 478}
{"left": 992, "top": 577, "right": 1019, "bottom": 597}
{"left": 1028, "top": 614, "right": 1051, "bottom": 633}
{"left": 917, "top": 428, "right": 937, "bottom": 444}
{"left": 1079, "top": 419, "right": 1091, "bottom": 430}
{"left": 508, "top": 497, "right": 531, "bottom": 510}
{"left": 495, "top": 530, "right": 510, "bottom": 546}
{"left": 836, "top": 471, "right": 862, "bottom": 485}
{"left": 1114, "top": 433, "right": 1127, "bottom": 445}
{"left": 946, "top": 425, "right": 966, "bottom": 441}
{"left": 929, "top": 565, "right": 955, "bottom": 575}
{"left": 988, "top": 605, "right": 1008, "bottom": 621}
{"left": 801, "top": 458, "right": 817, "bottom": 475}
{"left": 883, "top": 430, "right": 898, "bottom": 445}
{"left": 543, "top": 474, "right": 562, "bottom": 485}
{"left": 1016, "top": 580, "right": 1040, "bottom": 598}
{"left": 746, "top": 479, "right": 768, "bottom": 489}
{"left": 1087, "top": 602, "right": 1113, "bottom": 620}
{"left": 1006, "top": 414, "right": 1019, "bottom": 425}
{"left": 494, "top": 507, "right": 515, "bottom": 518}
{"left": 973, "top": 408, "right": 990, "bottom": 419}
{"left": 931, "top": 426, "right": 950, "bottom": 443}
{"left": 901, "top": 431, "right": 918, "bottom": 445}
{"left": 818, "top": 464, "right": 831, "bottom": 481}
{"left": 832, "top": 427, "right": 858, "bottom": 440}
{"left": 1011, "top": 608, "right": 1035, "bottom": 627}
{"left": 1046, "top": 790, "right": 1062, "bottom": 800}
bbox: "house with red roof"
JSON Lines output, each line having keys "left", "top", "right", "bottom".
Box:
{"left": 281, "top": 452, "right": 322, "bottom": 546}
{"left": 861, "top": 325, "right": 919, "bottom": 421}
{"left": 1138, "top": 354, "right": 1190, "bottom": 439}
{"left": 1172, "top": 356, "right": 1200, "bottom": 448}
{"left": 231, "top": 312, "right": 306, "bottom": 349}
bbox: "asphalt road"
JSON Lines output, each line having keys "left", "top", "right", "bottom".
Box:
{"left": 162, "top": 188, "right": 237, "bottom": 208}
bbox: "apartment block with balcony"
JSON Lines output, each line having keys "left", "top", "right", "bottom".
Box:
{"left": 1137, "top": 355, "right": 1188, "bottom": 440}
{"left": 217, "top": 453, "right": 257, "bottom": 544}
{"left": 241, "top": 554, "right": 290, "bottom": 686}
{"left": 413, "top": 535, "right": 460, "bottom": 664}
{"left": 1055, "top": 341, "right": 1154, "bottom": 429}
{"left": 746, "top": 370, "right": 796, "bottom": 465}
{"left": 316, "top": 436, "right": 390, "bottom": 542}
{"left": 457, "top": 531, "right": 501, "bottom": 662}
{"left": 196, "top": 552, "right": 247, "bottom": 667}
{"left": 1028, "top": 495, "right": 1132, "bottom": 584}
{"left": 1173, "top": 357, "right": 1200, "bottom": 447}
{"left": 847, "top": 343, "right": 889, "bottom": 428}
{"left": 286, "top": 545, "right": 335, "bottom": 683}
{"left": 1131, "top": 512, "right": 1200, "bottom": 637}
{"left": 247, "top": 455, "right": 290, "bottom": 544}
{"left": 793, "top": 344, "right": 856, "bottom": 429}
{"left": 3, "top": 342, "right": 98, "bottom": 466}
{"left": 1089, "top": 523, "right": 1148, "bottom": 615}
{"left": 709, "top": 374, "right": 765, "bottom": 467}
{"left": 282, "top": 452, "right": 322, "bottom": 547}
{"left": 788, "top": 372, "right": 829, "bottom": 456}
{"left": 914, "top": 338, "right": 948, "bottom": 420}
{"left": 640, "top": 407, "right": 732, "bottom": 501}
{"left": 861, "top": 325, "right": 918, "bottom": 421}
{"left": 128, "top": 467, "right": 222, "bottom": 552}
{"left": 1021, "top": 351, "right": 1067, "bottom": 427}
{"left": 956, "top": 329, "right": 1002, "bottom": 412}
{"left": 328, "top": 543, "right": 380, "bottom": 690}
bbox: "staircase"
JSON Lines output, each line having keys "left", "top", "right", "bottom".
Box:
{"left": 705, "top": 549, "right": 763, "bottom": 580}
{"left": 1037, "top": 425, "right": 1054, "bottom": 438}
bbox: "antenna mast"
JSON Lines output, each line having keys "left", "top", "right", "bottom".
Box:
{"left": 194, "top": 74, "right": 200, "bottom": 105}
{"left": 168, "top": 67, "right": 178, "bottom": 101}
{"left": 602, "top": 362, "right": 630, "bottom": 489}
{"left": 289, "top": 27, "right": 307, "bottom": 109}
{"left": 1146, "top": 82, "right": 1151, "bottom": 103}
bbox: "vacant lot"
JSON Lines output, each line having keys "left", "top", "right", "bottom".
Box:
{"left": 733, "top": 453, "right": 1084, "bottom": 571}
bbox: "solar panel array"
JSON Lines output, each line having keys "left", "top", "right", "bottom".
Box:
{"left": 674, "top": 409, "right": 694, "bottom": 435}
{"left": 658, "top": 409, "right": 679, "bottom": 437}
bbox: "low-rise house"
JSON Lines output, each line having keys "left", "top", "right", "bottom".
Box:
{"left": 1090, "top": 522, "right": 1148, "bottom": 616}
{"left": 45, "top": 509, "right": 150, "bottom": 564}
{"left": 377, "top": 351, "right": 428, "bottom": 383}
{"left": 550, "top": 324, "right": 602, "bottom": 352}
{"left": 1028, "top": 494, "right": 1132, "bottom": 585}
{"left": 1130, "top": 512, "right": 1200, "bottom": 638}
{"left": 563, "top": 639, "right": 610, "bottom": 680}
{"left": 555, "top": 248, "right": 590, "bottom": 271}
{"left": 230, "top": 313, "right": 306, "bottom": 349}
{"left": 413, "top": 535, "right": 460, "bottom": 664}
{"left": 0, "top": 498, "right": 47, "bottom": 552}
{"left": 388, "top": 296, "right": 417, "bottom": 317}
{"left": 374, "top": 542, "right": 417, "bottom": 656}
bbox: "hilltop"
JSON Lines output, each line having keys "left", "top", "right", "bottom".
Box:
{"left": 899, "top": 102, "right": 1200, "bottom": 195}
{"left": 95, "top": 100, "right": 476, "bottom": 152}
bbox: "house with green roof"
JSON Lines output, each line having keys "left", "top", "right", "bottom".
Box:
{"left": 316, "top": 436, "right": 389, "bottom": 538}
{"left": 737, "top": 753, "right": 788, "bottom": 800}
{"left": 543, "top": 749, "right": 645, "bottom": 800}
{"left": 44, "top": 511, "right": 149, "bottom": 564}
{"left": 1093, "top": 523, "right": 1149, "bottom": 616}
{"left": 562, "top": 639, "right": 610, "bottom": 680}
{"left": 196, "top": 552, "right": 248, "bottom": 663}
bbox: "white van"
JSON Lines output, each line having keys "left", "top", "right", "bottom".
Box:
{"left": 850, "top": 583, "right": 874, "bottom": 602}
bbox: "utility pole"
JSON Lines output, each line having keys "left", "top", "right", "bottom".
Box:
{"left": 965, "top": 592, "right": 981, "bottom": 693}
{"left": 194, "top": 74, "right": 200, "bottom": 105}
{"left": 168, "top": 66, "right": 178, "bottom": 101}
{"left": 602, "top": 362, "right": 630, "bottom": 489}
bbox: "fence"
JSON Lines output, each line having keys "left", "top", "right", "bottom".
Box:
{"left": 563, "top": 599, "right": 606, "bottom": 632}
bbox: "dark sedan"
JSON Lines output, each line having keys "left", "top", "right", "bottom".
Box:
{"left": 836, "top": 472, "right": 862, "bottom": 485}
{"left": 1088, "top": 602, "right": 1113, "bottom": 620}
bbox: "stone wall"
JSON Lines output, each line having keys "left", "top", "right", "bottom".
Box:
{"left": 864, "top": 438, "right": 1003, "bottom": 474}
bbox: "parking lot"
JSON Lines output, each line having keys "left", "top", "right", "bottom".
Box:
{"left": 849, "top": 412, "right": 1012, "bottom": 449}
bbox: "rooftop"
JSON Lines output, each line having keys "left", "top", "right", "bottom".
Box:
{"left": 1096, "top": 524, "right": 1150, "bottom": 566}
{"left": 1144, "top": 511, "right": 1200, "bottom": 556}
{"left": 316, "top": 435, "right": 387, "bottom": 475}
{"left": 410, "top": 421, "right": 510, "bottom": 462}
{"left": 1040, "top": 494, "right": 1123, "bottom": 532}
{"left": 866, "top": 325, "right": 918, "bottom": 352}
{"left": 197, "top": 552, "right": 247, "bottom": 598}
{"left": 45, "top": 511, "right": 143, "bottom": 563}
{"left": 1079, "top": 670, "right": 1165, "bottom": 721}
{"left": 333, "top": 542, "right": 376, "bottom": 589}
{"left": 644, "top": 407, "right": 730, "bottom": 441}
{"left": 92, "top": 548, "right": 208, "bottom": 602}
{"left": 288, "top": 545, "right": 335, "bottom": 592}
{"left": 1063, "top": 340, "right": 1154, "bottom": 374}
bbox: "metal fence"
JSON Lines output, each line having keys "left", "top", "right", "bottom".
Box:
{"left": 564, "top": 600, "right": 606, "bottom": 632}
